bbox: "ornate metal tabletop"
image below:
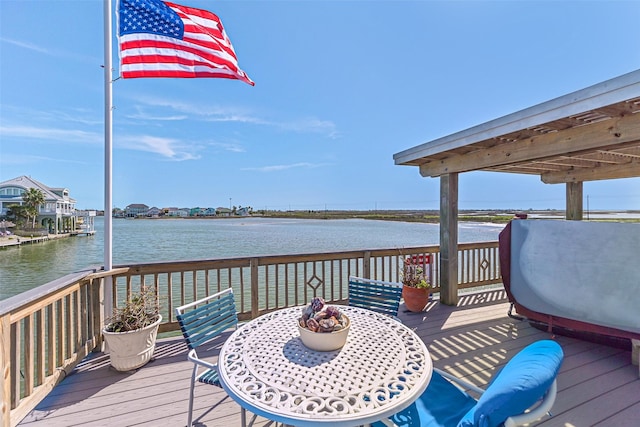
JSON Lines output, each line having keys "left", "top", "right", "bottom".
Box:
{"left": 218, "top": 305, "right": 432, "bottom": 427}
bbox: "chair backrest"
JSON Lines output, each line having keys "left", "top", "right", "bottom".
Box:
{"left": 458, "top": 340, "right": 564, "bottom": 427}
{"left": 348, "top": 276, "right": 403, "bottom": 317}
{"left": 175, "top": 288, "right": 238, "bottom": 351}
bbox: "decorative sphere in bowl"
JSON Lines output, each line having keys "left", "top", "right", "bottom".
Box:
{"left": 298, "top": 315, "right": 350, "bottom": 351}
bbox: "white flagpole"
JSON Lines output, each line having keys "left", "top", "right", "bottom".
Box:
{"left": 103, "top": 0, "right": 114, "bottom": 320}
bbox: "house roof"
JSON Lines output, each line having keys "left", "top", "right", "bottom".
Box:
{"left": 0, "top": 175, "right": 75, "bottom": 202}
{"left": 394, "top": 69, "right": 640, "bottom": 184}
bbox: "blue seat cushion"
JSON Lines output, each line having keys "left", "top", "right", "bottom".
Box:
{"left": 458, "top": 340, "right": 563, "bottom": 427}
{"left": 372, "top": 370, "right": 476, "bottom": 427}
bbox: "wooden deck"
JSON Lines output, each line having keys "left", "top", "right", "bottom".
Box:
{"left": 18, "top": 289, "right": 640, "bottom": 427}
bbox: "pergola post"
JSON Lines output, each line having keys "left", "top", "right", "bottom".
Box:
{"left": 439, "top": 173, "right": 458, "bottom": 305}
{"left": 566, "top": 182, "right": 583, "bottom": 220}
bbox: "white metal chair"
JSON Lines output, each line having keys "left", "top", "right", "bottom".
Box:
{"left": 175, "top": 288, "right": 241, "bottom": 427}
{"left": 348, "top": 276, "right": 403, "bottom": 320}
{"left": 373, "top": 340, "right": 564, "bottom": 427}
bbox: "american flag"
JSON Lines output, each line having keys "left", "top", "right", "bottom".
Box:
{"left": 117, "top": 0, "right": 254, "bottom": 85}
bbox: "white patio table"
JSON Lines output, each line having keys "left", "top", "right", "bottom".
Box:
{"left": 217, "top": 305, "right": 432, "bottom": 427}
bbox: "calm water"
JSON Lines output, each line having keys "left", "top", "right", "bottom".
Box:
{"left": 0, "top": 217, "right": 505, "bottom": 300}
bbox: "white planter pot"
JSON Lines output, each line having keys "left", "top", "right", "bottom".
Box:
{"left": 102, "top": 315, "right": 162, "bottom": 372}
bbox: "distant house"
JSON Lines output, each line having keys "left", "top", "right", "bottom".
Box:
{"left": 236, "top": 207, "right": 251, "bottom": 216}
{"left": 216, "top": 207, "right": 232, "bottom": 217}
{"left": 203, "top": 207, "right": 217, "bottom": 216}
{"left": 125, "top": 204, "right": 149, "bottom": 218}
{"left": 146, "top": 207, "right": 162, "bottom": 217}
{"left": 164, "top": 207, "right": 179, "bottom": 217}
{"left": 164, "top": 207, "right": 188, "bottom": 217}
{"left": 0, "top": 175, "right": 77, "bottom": 234}
{"left": 190, "top": 207, "right": 206, "bottom": 217}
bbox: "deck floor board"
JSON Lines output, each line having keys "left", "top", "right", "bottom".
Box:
{"left": 18, "top": 289, "right": 639, "bottom": 427}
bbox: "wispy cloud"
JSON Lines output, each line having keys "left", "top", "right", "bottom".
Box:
{"left": 210, "top": 142, "right": 246, "bottom": 153}
{"left": 130, "top": 95, "right": 268, "bottom": 125}
{"left": 125, "top": 105, "right": 188, "bottom": 121}
{"left": 0, "top": 153, "right": 89, "bottom": 165}
{"left": 0, "top": 37, "right": 49, "bottom": 54}
{"left": 118, "top": 135, "right": 201, "bottom": 161}
{"left": 241, "top": 162, "right": 331, "bottom": 172}
{"left": 0, "top": 117, "right": 203, "bottom": 161}
{"left": 278, "top": 118, "right": 340, "bottom": 139}
{"left": 0, "top": 37, "right": 100, "bottom": 64}
{"left": 0, "top": 125, "right": 102, "bottom": 144}
{"left": 2, "top": 105, "right": 102, "bottom": 127}
{"left": 128, "top": 95, "right": 339, "bottom": 137}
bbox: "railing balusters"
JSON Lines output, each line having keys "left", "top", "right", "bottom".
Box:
{"left": 36, "top": 310, "right": 44, "bottom": 387}
{"left": 55, "top": 300, "right": 62, "bottom": 368}
{"left": 24, "top": 314, "right": 33, "bottom": 397}
{"left": 45, "top": 305, "right": 54, "bottom": 377}
{"left": 10, "top": 321, "right": 19, "bottom": 409}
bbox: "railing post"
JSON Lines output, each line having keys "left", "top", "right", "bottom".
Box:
{"left": 440, "top": 173, "right": 459, "bottom": 305}
{"left": 1, "top": 313, "right": 11, "bottom": 427}
{"left": 250, "top": 258, "right": 259, "bottom": 319}
{"left": 93, "top": 278, "right": 104, "bottom": 352}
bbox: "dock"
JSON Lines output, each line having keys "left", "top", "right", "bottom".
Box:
{"left": 0, "top": 231, "right": 93, "bottom": 249}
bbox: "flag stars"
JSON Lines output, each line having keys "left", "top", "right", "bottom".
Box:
{"left": 120, "top": 0, "right": 174, "bottom": 34}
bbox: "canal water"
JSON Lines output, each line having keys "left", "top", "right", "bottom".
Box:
{"left": 0, "top": 217, "right": 505, "bottom": 300}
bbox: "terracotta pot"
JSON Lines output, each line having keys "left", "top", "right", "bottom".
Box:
{"left": 402, "top": 286, "right": 430, "bottom": 312}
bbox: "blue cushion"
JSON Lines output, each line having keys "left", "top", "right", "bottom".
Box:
{"left": 458, "top": 340, "right": 563, "bottom": 427}
{"left": 372, "top": 370, "right": 476, "bottom": 427}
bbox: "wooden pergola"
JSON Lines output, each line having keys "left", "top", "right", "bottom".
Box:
{"left": 394, "top": 69, "right": 640, "bottom": 305}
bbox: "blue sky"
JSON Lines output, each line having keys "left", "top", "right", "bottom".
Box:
{"left": 1, "top": 1, "right": 639, "bottom": 212}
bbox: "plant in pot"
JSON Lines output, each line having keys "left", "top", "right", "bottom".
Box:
{"left": 401, "top": 258, "right": 431, "bottom": 312}
{"left": 102, "top": 286, "right": 162, "bottom": 372}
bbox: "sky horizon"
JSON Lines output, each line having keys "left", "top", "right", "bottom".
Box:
{"left": 2, "top": 1, "right": 639, "bottom": 212}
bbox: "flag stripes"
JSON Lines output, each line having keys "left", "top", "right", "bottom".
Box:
{"left": 117, "top": 0, "right": 254, "bottom": 84}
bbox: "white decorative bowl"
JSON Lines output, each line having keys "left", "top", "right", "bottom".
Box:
{"left": 298, "top": 315, "right": 350, "bottom": 351}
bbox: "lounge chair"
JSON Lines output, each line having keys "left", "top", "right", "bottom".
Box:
{"left": 373, "top": 339, "right": 564, "bottom": 427}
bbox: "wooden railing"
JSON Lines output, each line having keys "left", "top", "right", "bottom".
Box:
{"left": 0, "top": 242, "right": 500, "bottom": 427}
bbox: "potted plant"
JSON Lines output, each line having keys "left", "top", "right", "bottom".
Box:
{"left": 102, "top": 286, "right": 162, "bottom": 371}
{"left": 401, "top": 257, "right": 431, "bottom": 312}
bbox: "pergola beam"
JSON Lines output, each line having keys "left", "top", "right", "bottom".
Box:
{"left": 419, "top": 113, "right": 640, "bottom": 177}
{"left": 542, "top": 158, "right": 640, "bottom": 183}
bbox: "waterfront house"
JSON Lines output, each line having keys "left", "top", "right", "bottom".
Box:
{"left": 163, "top": 207, "right": 179, "bottom": 216}
{"left": 0, "top": 175, "right": 77, "bottom": 234}
{"left": 236, "top": 206, "right": 251, "bottom": 216}
{"left": 202, "top": 207, "right": 217, "bottom": 216}
{"left": 145, "top": 207, "right": 162, "bottom": 218}
{"left": 124, "top": 203, "right": 149, "bottom": 218}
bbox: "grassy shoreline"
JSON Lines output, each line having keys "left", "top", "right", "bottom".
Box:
{"left": 259, "top": 209, "right": 640, "bottom": 223}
